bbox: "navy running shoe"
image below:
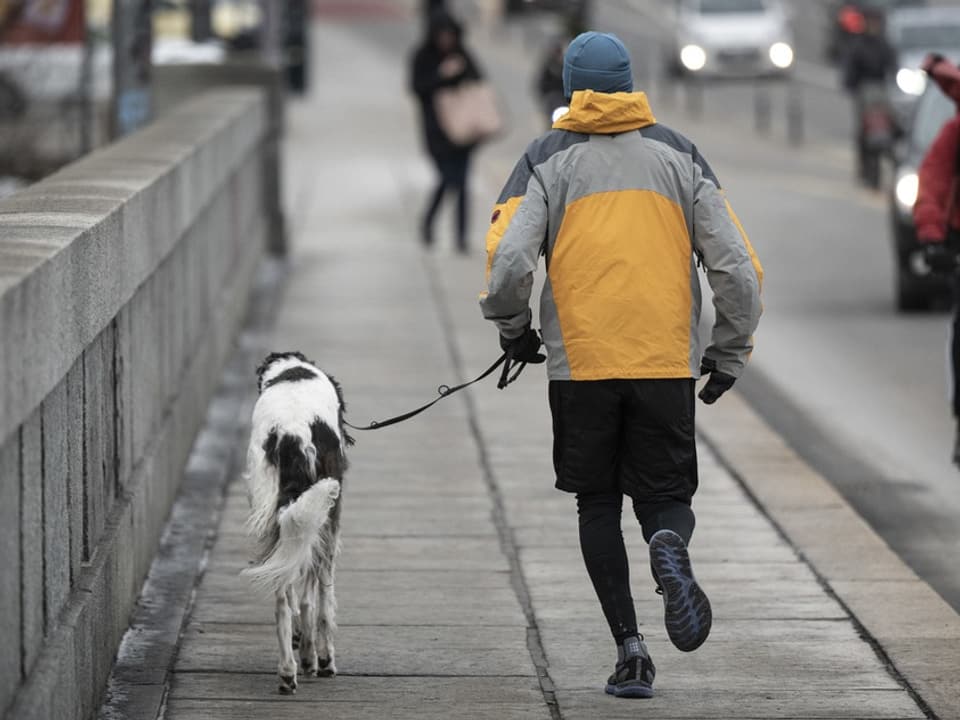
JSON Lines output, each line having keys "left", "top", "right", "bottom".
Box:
{"left": 605, "top": 636, "right": 655, "bottom": 699}
{"left": 649, "top": 529, "right": 712, "bottom": 652}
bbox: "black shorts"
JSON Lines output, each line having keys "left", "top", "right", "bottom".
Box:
{"left": 548, "top": 378, "right": 698, "bottom": 503}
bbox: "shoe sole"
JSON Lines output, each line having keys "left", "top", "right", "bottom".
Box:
{"left": 604, "top": 681, "right": 654, "bottom": 699}
{"left": 650, "top": 529, "right": 712, "bottom": 652}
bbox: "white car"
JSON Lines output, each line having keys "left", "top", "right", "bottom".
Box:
{"left": 666, "top": 0, "right": 795, "bottom": 79}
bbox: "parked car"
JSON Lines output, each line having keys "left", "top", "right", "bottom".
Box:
{"left": 886, "top": 7, "right": 960, "bottom": 125}
{"left": 890, "top": 81, "right": 955, "bottom": 310}
{"left": 824, "top": 0, "right": 925, "bottom": 63}
{"left": 665, "top": 0, "right": 795, "bottom": 80}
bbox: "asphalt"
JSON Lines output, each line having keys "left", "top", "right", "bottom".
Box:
{"left": 95, "top": 5, "right": 960, "bottom": 719}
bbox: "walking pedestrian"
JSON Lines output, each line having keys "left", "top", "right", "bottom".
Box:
{"left": 479, "top": 31, "right": 763, "bottom": 698}
{"left": 913, "top": 54, "right": 960, "bottom": 466}
{"left": 410, "top": 10, "right": 482, "bottom": 254}
{"left": 842, "top": 9, "right": 898, "bottom": 184}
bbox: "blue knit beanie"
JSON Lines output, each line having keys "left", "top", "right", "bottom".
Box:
{"left": 562, "top": 31, "right": 633, "bottom": 98}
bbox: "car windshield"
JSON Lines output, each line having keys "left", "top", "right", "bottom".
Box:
{"left": 894, "top": 23, "right": 960, "bottom": 51}
{"left": 911, "top": 85, "right": 957, "bottom": 151}
{"left": 696, "top": 0, "right": 766, "bottom": 14}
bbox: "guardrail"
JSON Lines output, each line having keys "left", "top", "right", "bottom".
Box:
{"left": 0, "top": 87, "right": 276, "bottom": 720}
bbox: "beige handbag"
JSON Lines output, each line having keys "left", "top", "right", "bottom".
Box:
{"left": 434, "top": 81, "right": 504, "bottom": 146}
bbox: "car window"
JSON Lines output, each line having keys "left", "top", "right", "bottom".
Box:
{"left": 912, "top": 85, "right": 956, "bottom": 151}
{"left": 697, "top": 0, "right": 766, "bottom": 14}
{"left": 894, "top": 23, "right": 960, "bottom": 51}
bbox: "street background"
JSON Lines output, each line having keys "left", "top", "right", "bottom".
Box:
{"left": 138, "top": 5, "right": 946, "bottom": 716}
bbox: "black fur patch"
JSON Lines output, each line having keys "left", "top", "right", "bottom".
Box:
{"left": 263, "top": 430, "right": 316, "bottom": 510}
{"left": 310, "top": 419, "right": 347, "bottom": 480}
{"left": 263, "top": 365, "right": 319, "bottom": 389}
{"left": 324, "top": 372, "right": 355, "bottom": 447}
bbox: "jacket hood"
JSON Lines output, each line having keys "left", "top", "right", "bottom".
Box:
{"left": 552, "top": 90, "right": 656, "bottom": 134}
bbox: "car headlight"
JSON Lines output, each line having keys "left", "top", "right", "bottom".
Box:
{"left": 769, "top": 42, "right": 794, "bottom": 69}
{"left": 895, "top": 170, "right": 919, "bottom": 211}
{"left": 896, "top": 68, "right": 926, "bottom": 96}
{"left": 680, "top": 45, "right": 707, "bottom": 72}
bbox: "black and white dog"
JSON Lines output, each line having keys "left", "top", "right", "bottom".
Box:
{"left": 242, "top": 352, "right": 353, "bottom": 694}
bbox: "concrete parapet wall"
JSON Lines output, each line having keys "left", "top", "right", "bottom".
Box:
{"left": 0, "top": 88, "right": 273, "bottom": 720}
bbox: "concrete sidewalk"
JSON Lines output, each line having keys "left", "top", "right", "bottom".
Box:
{"left": 158, "top": 12, "right": 946, "bottom": 720}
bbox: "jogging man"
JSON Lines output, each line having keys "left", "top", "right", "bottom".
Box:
{"left": 480, "top": 32, "right": 763, "bottom": 698}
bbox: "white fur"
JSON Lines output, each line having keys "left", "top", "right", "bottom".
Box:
{"left": 241, "top": 478, "right": 340, "bottom": 592}
{"left": 242, "top": 355, "right": 347, "bottom": 694}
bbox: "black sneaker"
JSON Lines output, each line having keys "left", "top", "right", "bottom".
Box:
{"left": 649, "top": 529, "right": 712, "bottom": 652}
{"left": 605, "top": 636, "right": 655, "bottom": 698}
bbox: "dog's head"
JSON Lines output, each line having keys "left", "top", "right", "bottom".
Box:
{"left": 256, "top": 351, "right": 311, "bottom": 392}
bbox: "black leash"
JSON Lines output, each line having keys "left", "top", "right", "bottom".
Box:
{"left": 344, "top": 349, "right": 527, "bottom": 432}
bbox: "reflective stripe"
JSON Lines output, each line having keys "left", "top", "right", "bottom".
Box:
{"left": 724, "top": 199, "right": 764, "bottom": 288}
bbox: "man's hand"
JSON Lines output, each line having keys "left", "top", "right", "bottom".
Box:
{"left": 924, "top": 242, "right": 959, "bottom": 274}
{"left": 698, "top": 358, "right": 736, "bottom": 405}
{"left": 500, "top": 327, "right": 546, "bottom": 364}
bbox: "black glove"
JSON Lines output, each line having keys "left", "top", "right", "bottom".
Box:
{"left": 500, "top": 326, "right": 546, "bottom": 364}
{"left": 924, "top": 243, "right": 959, "bottom": 275}
{"left": 698, "top": 358, "right": 736, "bottom": 405}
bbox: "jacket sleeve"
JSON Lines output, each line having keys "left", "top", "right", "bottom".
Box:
{"left": 691, "top": 147, "right": 763, "bottom": 378}
{"left": 479, "top": 149, "right": 548, "bottom": 339}
{"left": 914, "top": 117, "right": 960, "bottom": 242}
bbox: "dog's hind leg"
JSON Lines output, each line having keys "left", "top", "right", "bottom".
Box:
{"left": 316, "top": 551, "right": 338, "bottom": 676}
{"left": 275, "top": 589, "right": 298, "bottom": 694}
{"left": 299, "top": 569, "right": 319, "bottom": 677}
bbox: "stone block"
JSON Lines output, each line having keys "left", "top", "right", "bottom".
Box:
{"left": 83, "top": 341, "right": 105, "bottom": 561}
{"left": 66, "top": 357, "right": 85, "bottom": 585}
{"left": 42, "top": 379, "right": 70, "bottom": 630}
{"left": 20, "top": 409, "right": 43, "bottom": 677}
{"left": 0, "top": 433, "right": 21, "bottom": 715}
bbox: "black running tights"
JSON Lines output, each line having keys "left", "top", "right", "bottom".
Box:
{"left": 576, "top": 493, "right": 695, "bottom": 643}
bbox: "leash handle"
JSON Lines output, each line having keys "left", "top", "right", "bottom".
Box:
{"left": 345, "top": 351, "right": 518, "bottom": 432}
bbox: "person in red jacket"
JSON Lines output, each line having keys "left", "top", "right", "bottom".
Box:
{"left": 914, "top": 54, "right": 960, "bottom": 465}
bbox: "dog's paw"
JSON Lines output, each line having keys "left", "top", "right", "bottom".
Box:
{"left": 278, "top": 674, "right": 298, "bottom": 694}
{"left": 300, "top": 660, "right": 319, "bottom": 678}
{"left": 317, "top": 656, "right": 337, "bottom": 677}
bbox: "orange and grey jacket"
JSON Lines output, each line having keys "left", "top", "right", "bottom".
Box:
{"left": 480, "top": 90, "right": 763, "bottom": 381}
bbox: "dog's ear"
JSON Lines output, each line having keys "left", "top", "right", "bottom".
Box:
{"left": 325, "top": 372, "right": 355, "bottom": 446}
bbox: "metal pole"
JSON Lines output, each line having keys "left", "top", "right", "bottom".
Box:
{"left": 259, "top": 0, "right": 284, "bottom": 69}
{"left": 685, "top": 78, "right": 703, "bottom": 118}
{"left": 753, "top": 80, "right": 771, "bottom": 135}
{"left": 786, "top": 79, "right": 804, "bottom": 146}
{"left": 110, "top": 0, "right": 153, "bottom": 139}
{"left": 79, "top": 0, "right": 94, "bottom": 154}
{"left": 191, "top": 0, "right": 213, "bottom": 43}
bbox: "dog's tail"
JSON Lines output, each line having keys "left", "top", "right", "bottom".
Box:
{"left": 242, "top": 434, "right": 340, "bottom": 593}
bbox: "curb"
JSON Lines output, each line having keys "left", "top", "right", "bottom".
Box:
{"left": 699, "top": 390, "right": 960, "bottom": 720}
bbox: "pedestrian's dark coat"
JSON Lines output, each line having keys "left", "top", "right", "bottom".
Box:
{"left": 410, "top": 12, "right": 482, "bottom": 159}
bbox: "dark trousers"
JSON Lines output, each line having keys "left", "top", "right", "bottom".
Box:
{"left": 423, "top": 149, "right": 470, "bottom": 251}
{"left": 549, "top": 378, "right": 699, "bottom": 644}
{"left": 577, "top": 493, "right": 695, "bottom": 644}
